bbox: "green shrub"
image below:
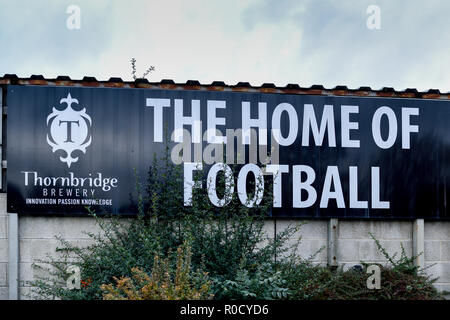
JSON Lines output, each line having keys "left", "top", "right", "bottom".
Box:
{"left": 28, "top": 140, "right": 299, "bottom": 300}
{"left": 217, "top": 261, "right": 290, "bottom": 300}
{"left": 279, "top": 233, "right": 443, "bottom": 300}
{"left": 282, "top": 263, "right": 442, "bottom": 300}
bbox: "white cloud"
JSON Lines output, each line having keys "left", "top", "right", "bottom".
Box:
{"left": 0, "top": 0, "right": 449, "bottom": 91}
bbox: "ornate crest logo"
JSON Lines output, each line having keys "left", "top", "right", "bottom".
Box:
{"left": 46, "top": 93, "right": 92, "bottom": 168}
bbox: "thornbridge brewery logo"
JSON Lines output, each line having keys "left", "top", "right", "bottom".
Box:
{"left": 46, "top": 93, "right": 92, "bottom": 168}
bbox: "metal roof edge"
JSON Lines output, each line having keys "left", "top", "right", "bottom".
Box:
{"left": 1, "top": 74, "right": 449, "bottom": 100}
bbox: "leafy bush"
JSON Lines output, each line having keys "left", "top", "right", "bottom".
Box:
{"left": 282, "top": 264, "right": 442, "bottom": 300}
{"left": 218, "top": 261, "right": 289, "bottom": 300}
{"left": 101, "top": 242, "right": 213, "bottom": 300}
{"left": 278, "top": 233, "right": 443, "bottom": 300}
{"left": 28, "top": 141, "right": 300, "bottom": 300}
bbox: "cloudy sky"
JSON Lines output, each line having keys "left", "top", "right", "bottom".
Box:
{"left": 0, "top": 0, "right": 449, "bottom": 91}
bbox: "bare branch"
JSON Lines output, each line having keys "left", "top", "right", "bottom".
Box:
{"left": 130, "top": 58, "right": 155, "bottom": 80}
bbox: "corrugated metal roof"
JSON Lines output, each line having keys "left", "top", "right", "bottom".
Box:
{"left": 0, "top": 74, "right": 448, "bottom": 100}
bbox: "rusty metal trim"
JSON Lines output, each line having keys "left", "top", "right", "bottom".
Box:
{"left": 1, "top": 74, "right": 449, "bottom": 100}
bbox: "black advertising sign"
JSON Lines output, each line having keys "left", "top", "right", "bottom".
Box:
{"left": 6, "top": 84, "right": 450, "bottom": 219}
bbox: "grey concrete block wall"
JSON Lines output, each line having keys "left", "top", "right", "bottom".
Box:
{"left": 18, "top": 217, "right": 102, "bottom": 299}
{"left": 0, "top": 191, "right": 449, "bottom": 299}
{"left": 0, "top": 194, "right": 7, "bottom": 299}
{"left": 424, "top": 222, "right": 450, "bottom": 295}
{"left": 338, "top": 221, "right": 413, "bottom": 268}
{"left": 276, "top": 220, "right": 328, "bottom": 262}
